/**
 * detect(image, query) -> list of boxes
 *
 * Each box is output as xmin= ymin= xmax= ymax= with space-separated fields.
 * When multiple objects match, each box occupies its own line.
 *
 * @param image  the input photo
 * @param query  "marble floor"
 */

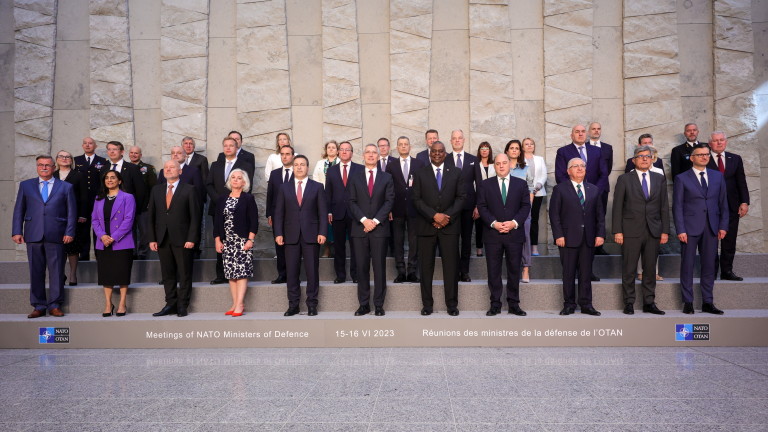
xmin=0 ymin=346 xmax=766 ymax=431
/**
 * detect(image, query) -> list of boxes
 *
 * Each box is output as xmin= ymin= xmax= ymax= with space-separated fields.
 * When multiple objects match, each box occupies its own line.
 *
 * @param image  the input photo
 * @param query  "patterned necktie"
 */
xmin=501 ymin=177 xmax=507 ymax=205
xmin=642 ymin=172 xmax=649 ymax=199
xmin=342 ymin=164 xmax=348 ymax=187
xmin=284 ymin=169 xmax=289 ymax=183
xmin=166 ymin=184 xmax=174 ymax=209
xmin=297 ymin=180 xmax=303 ymax=206
xmin=436 ymin=168 xmax=442 ymax=191
xmin=578 ymin=146 xmax=586 ymax=163
xmin=381 ymin=158 xmax=386 ymax=171
xmin=456 ymin=153 xmax=463 ymax=169
xmin=40 ymin=180 xmax=49 ymax=203
xmin=112 ymin=163 xmax=117 ymax=171
xmin=717 ymin=154 xmax=725 ymax=173
xmin=402 ymin=158 xmax=409 ymax=183
xmin=577 ymin=184 xmax=584 ymax=207
xmin=700 ymin=172 xmax=708 ymax=194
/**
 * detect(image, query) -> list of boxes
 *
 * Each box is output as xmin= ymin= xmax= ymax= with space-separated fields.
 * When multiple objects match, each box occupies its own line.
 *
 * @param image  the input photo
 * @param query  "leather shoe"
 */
xmin=153 ymin=305 xmax=177 ymax=317
xmin=720 ymin=272 xmax=743 ymax=281
xmin=559 ymin=306 xmax=575 ymax=316
xmin=352 ymin=278 xmax=358 ymax=283
xmin=683 ymin=302 xmax=694 ymax=314
xmin=623 ymin=304 xmax=634 ymax=315
xmin=375 ymin=307 xmax=385 ymax=316
xmin=702 ymin=303 xmax=724 ymax=315
xmin=508 ymin=305 xmax=527 ymax=316
xmin=447 ymin=308 xmax=459 ymax=316
xmin=333 ymin=277 xmax=345 ymax=284
xmin=393 ymin=274 xmax=406 ymax=283
xmin=271 ymin=276 xmax=287 ymax=284
xmin=591 ymin=274 xmax=601 ymax=281
xmin=486 ymin=307 xmax=500 ymax=316
xmin=354 ymin=305 xmax=371 ymax=316
xmin=210 ymin=278 xmax=228 ymax=285
xmin=307 ymin=306 xmax=318 ymax=316
xmin=407 ymin=274 xmax=419 ymax=283
xmin=284 ymin=306 xmax=300 ymax=316
xmin=177 ymin=308 xmax=188 ymax=317
xmin=642 ymin=303 xmax=665 ymax=315
xmin=27 ymin=309 xmax=45 ymax=319
xmin=420 ymin=308 xmax=432 ymax=316
xmin=581 ymin=306 xmax=601 ymax=316
xmin=49 ymin=308 xmax=64 ymax=317
xmin=459 ymin=273 xmax=471 ymax=282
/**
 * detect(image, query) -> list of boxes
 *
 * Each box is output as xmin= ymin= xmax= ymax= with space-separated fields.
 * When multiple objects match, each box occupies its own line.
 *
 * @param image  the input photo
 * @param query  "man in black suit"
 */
xmin=707 ymin=131 xmax=750 ymax=281
xmin=348 ymin=144 xmax=395 ymax=316
xmin=266 ymin=145 xmax=294 ymax=284
xmin=148 ymin=160 xmax=201 ymax=317
xmin=613 ymin=145 xmax=669 ymax=315
xmin=415 ymin=129 xmax=439 ymax=164
xmin=325 ymin=141 xmax=363 ymax=283
xmin=274 ymin=155 xmax=328 ymax=316
xmin=100 ymin=141 xmax=147 ymax=217
xmin=588 ymin=122 xmax=613 ymax=256
xmin=74 ymin=137 xmax=108 ymax=260
xmin=207 ymin=136 xmax=256 ymax=284
xmin=387 ymin=136 xmax=426 ymax=283
xmin=377 ymin=137 xmax=397 ymax=172
xmin=476 ymin=154 xmax=531 ymax=316
xmin=413 ymin=141 xmax=466 ymax=316
xmin=549 ymin=157 xmax=605 ymax=316
xmin=182 ymin=136 xmax=209 ymax=183
xmin=216 ymin=131 xmax=255 ymax=180
xmin=670 ymin=123 xmax=702 ymax=181
xmin=128 ymin=145 xmax=156 ymax=259
xmin=157 ymin=145 xmax=206 ymax=204
xmin=444 ymin=129 xmax=478 ymax=281
xmin=624 ymin=134 xmax=665 ymax=174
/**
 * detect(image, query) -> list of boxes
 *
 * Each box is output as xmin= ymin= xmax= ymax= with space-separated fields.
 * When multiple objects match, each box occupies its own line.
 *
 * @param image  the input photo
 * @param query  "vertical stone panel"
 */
xmin=287 ymin=0 xmax=321 ymax=155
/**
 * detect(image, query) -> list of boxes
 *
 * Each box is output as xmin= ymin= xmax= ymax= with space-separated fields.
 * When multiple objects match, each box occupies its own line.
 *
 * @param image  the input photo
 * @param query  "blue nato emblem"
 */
xmin=39 ymin=327 xmax=70 ymax=344
xmin=675 ymin=324 xmax=693 ymax=341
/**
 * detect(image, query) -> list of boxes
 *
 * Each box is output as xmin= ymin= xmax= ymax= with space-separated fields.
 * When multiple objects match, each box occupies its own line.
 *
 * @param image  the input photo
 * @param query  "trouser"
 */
xmin=680 ymin=231 xmax=717 ymax=304
xmin=392 ymin=216 xmax=419 ymax=276
xmin=352 ymin=236 xmax=388 ymax=307
xmin=285 ymin=242 xmax=320 ymax=308
xmin=622 ymin=228 xmax=660 ymax=305
xmin=27 ymin=241 xmax=66 ymax=310
xmin=157 ymin=238 xmax=195 ymax=309
xmin=485 ymin=240 xmax=523 ymax=308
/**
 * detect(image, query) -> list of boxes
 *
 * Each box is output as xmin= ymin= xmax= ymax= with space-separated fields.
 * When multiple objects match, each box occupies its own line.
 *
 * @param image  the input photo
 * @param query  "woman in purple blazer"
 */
xmin=92 ymin=170 xmax=136 ymax=317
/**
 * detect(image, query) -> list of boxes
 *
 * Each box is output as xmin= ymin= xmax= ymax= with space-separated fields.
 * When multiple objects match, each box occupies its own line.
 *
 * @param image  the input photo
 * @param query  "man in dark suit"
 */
xmin=670 ymin=123 xmax=702 ymax=181
xmin=377 ymin=137 xmax=397 ymax=172
xmin=624 ymin=134 xmax=665 ymax=174
xmin=444 ymin=129 xmax=478 ymax=281
xmin=613 ymin=145 xmax=670 ymax=315
xmin=348 ymin=144 xmax=395 ymax=316
xmin=207 ymin=136 xmax=256 ymax=284
xmin=12 ymin=156 xmax=77 ymax=318
xmin=100 ymin=141 xmax=148 ymax=217
xmin=413 ymin=141 xmax=466 ymax=316
xmin=274 ymin=155 xmax=328 ymax=316
xmin=549 ymin=157 xmax=605 ymax=316
xmin=182 ymin=136 xmax=210 ymax=184
xmin=415 ymin=129 xmax=439 ymax=164
xmin=588 ymin=122 xmax=613 ymax=255
xmin=128 ymin=145 xmax=156 ymax=260
xmin=148 ymin=160 xmax=201 ymax=317
xmin=74 ymin=136 xmax=108 ymax=260
xmin=266 ymin=144 xmax=294 ymax=284
xmin=476 ymin=154 xmax=531 ymax=316
xmin=674 ymin=144 xmax=728 ymax=315
xmin=707 ymin=131 xmax=750 ymax=281
xmin=325 ymin=141 xmax=363 ymax=283
xmin=157 ymin=145 xmax=205 ymax=204
xmin=216 ymin=131 xmax=256 ymax=178
xmin=387 ymin=136 xmax=426 ymax=283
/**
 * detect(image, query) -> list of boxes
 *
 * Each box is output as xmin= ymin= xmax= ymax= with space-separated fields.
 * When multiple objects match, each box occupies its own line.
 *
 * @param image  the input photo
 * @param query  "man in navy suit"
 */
xmin=476 ymin=154 xmax=531 ymax=316
xmin=182 ymin=136 xmax=210 ymax=185
xmin=674 ymin=144 xmax=728 ymax=315
xmin=325 ymin=141 xmax=363 ymax=283
xmin=387 ymin=136 xmax=426 ymax=283
xmin=266 ymin=145 xmax=294 ymax=284
xmin=12 ymin=155 xmax=77 ymax=318
xmin=216 ymin=130 xmax=256 ymax=176
xmin=588 ymin=122 xmax=613 ymax=256
xmin=348 ymin=144 xmax=395 ymax=316
xmin=74 ymin=137 xmax=107 ymax=260
xmin=415 ymin=129 xmax=439 ymax=164
xmin=444 ymin=129 xmax=478 ymax=282
xmin=100 ymin=141 xmax=148 ymax=216
xmin=549 ymin=157 xmax=605 ymax=316
xmin=376 ymin=137 xmax=398 ymax=172
xmin=707 ymin=132 xmax=749 ymax=281
xmin=274 ymin=155 xmax=328 ymax=316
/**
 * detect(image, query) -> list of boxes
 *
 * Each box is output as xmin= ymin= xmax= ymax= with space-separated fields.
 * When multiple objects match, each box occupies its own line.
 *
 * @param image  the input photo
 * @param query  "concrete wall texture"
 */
xmin=1 ymin=0 xmax=766 ymax=259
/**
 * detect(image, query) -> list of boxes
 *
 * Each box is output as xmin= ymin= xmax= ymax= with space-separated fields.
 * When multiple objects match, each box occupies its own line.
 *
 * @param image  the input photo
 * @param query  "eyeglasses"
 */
xmin=57 ymin=155 xmax=72 ymax=159
xmin=691 ymin=153 xmax=710 ymax=158
xmin=569 ymin=164 xmax=586 ymax=169
xmin=37 ymin=164 xmax=54 ymax=168
xmin=634 ymin=155 xmax=653 ymax=160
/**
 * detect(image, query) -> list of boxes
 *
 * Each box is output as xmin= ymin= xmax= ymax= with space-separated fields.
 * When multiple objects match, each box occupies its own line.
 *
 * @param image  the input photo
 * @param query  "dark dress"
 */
xmin=54 ymin=169 xmax=88 ymax=256
xmin=222 ymin=197 xmax=253 ymax=279
xmin=96 ymin=197 xmax=134 ymax=286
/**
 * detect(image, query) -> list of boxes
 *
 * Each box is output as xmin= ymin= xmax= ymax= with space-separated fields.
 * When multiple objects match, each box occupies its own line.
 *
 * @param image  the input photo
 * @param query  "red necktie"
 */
xmin=166 ymin=184 xmax=173 ymax=209
xmin=717 ymin=154 xmax=725 ymax=174
xmin=368 ymin=170 xmax=374 ymax=197
xmin=342 ymin=164 xmax=348 ymax=187
xmin=297 ymin=180 xmax=303 ymax=206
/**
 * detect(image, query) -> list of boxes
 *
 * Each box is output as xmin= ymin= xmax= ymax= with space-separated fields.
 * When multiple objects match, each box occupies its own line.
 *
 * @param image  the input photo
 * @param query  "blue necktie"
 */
xmin=700 ymin=172 xmax=708 ymax=195
xmin=642 ymin=172 xmax=649 ymax=199
xmin=578 ymin=146 xmax=587 ymax=163
xmin=436 ymin=168 xmax=442 ymax=191
xmin=456 ymin=154 xmax=463 ymax=170
xmin=40 ymin=180 xmax=49 ymax=203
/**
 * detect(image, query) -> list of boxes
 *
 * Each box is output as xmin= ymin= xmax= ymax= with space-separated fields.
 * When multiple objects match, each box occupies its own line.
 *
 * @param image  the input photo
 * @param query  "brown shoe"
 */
xmin=49 ymin=308 xmax=65 ymax=317
xmin=27 ymin=309 xmax=46 ymax=319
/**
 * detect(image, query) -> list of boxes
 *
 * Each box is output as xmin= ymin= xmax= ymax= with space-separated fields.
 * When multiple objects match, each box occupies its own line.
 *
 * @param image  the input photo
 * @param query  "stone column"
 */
xmin=130 ymin=0 xmax=161 ymax=164
xmin=207 ymin=0 xmax=236 ymax=159
xmin=358 ymin=0 xmax=391 ymax=146
xmin=756 ymin=0 xmax=768 ymax=252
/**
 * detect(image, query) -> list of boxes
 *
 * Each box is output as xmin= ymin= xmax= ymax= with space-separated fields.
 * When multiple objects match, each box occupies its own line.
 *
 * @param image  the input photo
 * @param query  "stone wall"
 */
xmin=2 ymin=0 xmax=766 ymax=259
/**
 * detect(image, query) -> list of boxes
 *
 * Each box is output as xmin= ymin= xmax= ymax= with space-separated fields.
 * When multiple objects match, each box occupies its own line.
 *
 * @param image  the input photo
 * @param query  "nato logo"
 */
xmin=39 ymin=327 xmax=70 ymax=344
xmin=676 ymin=324 xmax=709 ymax=341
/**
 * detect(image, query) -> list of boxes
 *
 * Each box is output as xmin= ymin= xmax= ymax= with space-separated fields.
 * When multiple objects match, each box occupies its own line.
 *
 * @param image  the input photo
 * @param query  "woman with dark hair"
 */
xmin=522 ymin=137 xmax=547 ymax=256
xmin=92 ymin=170 xmax=135 ymax=317
xmin=474 ymin=142 xmax=495 ymax=257
xmin=53 ymin=150 xmax=88 ymax=286
xmin=312 ymin=140 xmax=339 ymax=257
xmin=264 ymin=132 xmax=292 ymax=180
xmin=506 ymin=140 xmax=534 ymax=282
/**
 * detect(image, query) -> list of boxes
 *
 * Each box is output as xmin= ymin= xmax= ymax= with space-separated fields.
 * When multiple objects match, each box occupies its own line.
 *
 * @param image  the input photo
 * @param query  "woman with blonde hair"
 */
xmin=264 ymin=132 xmax=292 ymax=180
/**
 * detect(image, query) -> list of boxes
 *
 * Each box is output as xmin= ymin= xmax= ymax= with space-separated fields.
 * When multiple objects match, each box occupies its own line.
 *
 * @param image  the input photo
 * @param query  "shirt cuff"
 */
xmin=512 ymin=219 xmax=518 ymax=229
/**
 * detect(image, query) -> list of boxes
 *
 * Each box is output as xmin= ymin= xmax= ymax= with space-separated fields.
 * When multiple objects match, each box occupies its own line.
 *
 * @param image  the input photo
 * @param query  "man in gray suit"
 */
xmin=612 ymin=145 xmax=669 ymax=315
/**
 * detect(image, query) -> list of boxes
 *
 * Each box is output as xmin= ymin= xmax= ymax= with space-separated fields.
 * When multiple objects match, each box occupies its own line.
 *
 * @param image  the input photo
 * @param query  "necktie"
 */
xmin=501 ymin=178 xmax=507 ymax=205
xmin=40 ymin=180 xmax=49 ymax=203
xmin=578 ymin=146 xmax=586 ymax=163
xmin=342 ymin=164 xmax=348 ymax=187
xmin=112 ymin=163 xmax=117 ymax=171
xmin=700 ymin=172 xmax=708 ymax=194
xmin=284 ymin=169 xmax=290 ymax=183
xmin=87 ymin=156 xmax=91 ymax=165
xmin=577 ymin=184 xmax=584 ymax=207
xmin=456 ymin=153 xmax=463 ymax=169
xmin=436 ymin=168 xmax=442 ymax=191
xmin=297 ymin=180 xmax=303 ymax=206
xmin=368 ymin=170 xmax=374 ymax=197
xmin=642 ymin=172 xmax=649 ymax=199
xmin=717 ymin=154 xmax=725 ymax=173
xmin=166 ymin=184 xmax=174 ymax=209
xmin=225 ymin=161 xmax=233 ymax=181
xmin=381 ymin=158 xmax=386 ymax=171
xmin=402 ymin=158 xmax=409 ymax=182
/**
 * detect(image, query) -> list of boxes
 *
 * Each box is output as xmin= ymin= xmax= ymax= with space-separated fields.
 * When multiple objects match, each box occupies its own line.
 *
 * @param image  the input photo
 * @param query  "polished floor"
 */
xmin=1 ymin=347 xmax=766 ymax=431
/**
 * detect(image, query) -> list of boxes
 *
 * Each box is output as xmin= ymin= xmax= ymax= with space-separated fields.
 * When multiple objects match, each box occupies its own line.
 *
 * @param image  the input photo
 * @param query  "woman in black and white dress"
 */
xmin=214 ymin=168 xmax=259 ymax=317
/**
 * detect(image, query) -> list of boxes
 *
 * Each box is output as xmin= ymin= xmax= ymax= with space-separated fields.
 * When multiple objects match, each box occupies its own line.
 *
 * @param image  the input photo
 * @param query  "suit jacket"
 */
xmin=445 ymin=152 xmax=479 ymax=209
xmin=206 ymin=157 xmax=256 ymax=216
xmin=555 ymin=143 xmax=609 ymax=193
xmin=673 ymin=169 xmax=728 ymax=237
xmin=54 ymin=169 xmax=88 ymax=218
xmin=386 ymin=156 xmax=426 ymax=218
xmin=670 ymin=142 xmax=700 ymax=181
xmin=549 ymin=180 xmax=605 ymax=247
xmin=612 ymin=171 xmax=669 ymax=238
xmin=187 ymin=153 xmax=209 ymax=186
xmin=273 ymin=178 xmax=328 ymax=244
xmin=625 ymin=157 xmax=665 ymax=175
xmin=91 ymin=190 xmax=136 ymax=250
xmin=348 ymin=168 xmax=395 ymax=238
xmin=74 ymin=154 xmax=108 ymax=201
xmin=325 ymin=161 xmax=363 ymax=220
xmin=147 ymin=182 xmax=201 ymax=247
xmin=476 ymin=176 xmax=531 ymax=244
xmin=100 ymin=161 xmax=147 ymax=214
xmin=377 ymin=155 xmax=397 ymax=173
xmin=217 ymin=148 xmax=255 ymax=169
xmin=592 ymin=141 xmax=613 ymax=189
xmin=157 ymin=163 xmax=205 ymax=205
xmin=266 ymin=166 xmax=294 ymax=219
xmin=135 ymin=161 xmax=158 ymax=196
xmin=12 ymin=178 xmax=77 ymax=243
xmin=416 ymin=149 xmax=430 ymax=165
xmin=412 ymin=164 xmax=466 ymax=236
xmin=707 ymin=151 xmax=750 ymax=214
xmin=213 ymin=193 xmax=259 ymax=240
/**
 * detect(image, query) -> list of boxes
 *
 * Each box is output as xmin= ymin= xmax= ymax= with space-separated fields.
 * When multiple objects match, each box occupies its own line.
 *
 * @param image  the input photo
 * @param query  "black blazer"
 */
xmin=612 ymin=171 xmax=669 ymax=238
xmin=670 ymin=142 xmax=700 ymax=181
xmin=377 ymin=155 xmax=397 ymax=172
xmin=147 ymin=182 xmax=201 ymax=247
xmin=415 ymin=149 xmax=430 ymax=165
xmin=217 ymin=148 xmax=255 ymax=169
xmin=625 ymin=157 xmax=665 ymax=175
xmin=325 ymin=161 xmax=363 ymax=220
xmin=412 ymin=164 xmax=466 ymax=236
xmin=386 ymin=156 xmax=426 ymax=218
xmin=187 ymin=153 xmax=209 ymax=186
xmin=158 ymin=163 xmax=206 ymax=205
xmin=476 ymin=176 xmax=531 ymax=244
xmin=549 ymin=180 xmax=605 ymax=247
xmin=54 ymin=169 xmax=88 ymax=219
xmin=206 ymin=158 xmax=256 ymax=216
xmin=74 ymin=154 xmax=108 ymax=200
xmin=594 ymin=141 xmax=614 ymax=190
xmin=444 ymin=152 xmax=478 ymax=209
xmin=348 ymin=168 xmax=395 ymax=238
xmin=213 ymin=194 xmax=259 ymax=240
xmin=273 ymin=179 xmax=328 ymax=245
xmin=707 ymin=151 xmax=750 ymax=214
xmin=100 ymin=161 xmax=148 ymax=214
xmin=266 ymin=166 xmax=293 ymax=219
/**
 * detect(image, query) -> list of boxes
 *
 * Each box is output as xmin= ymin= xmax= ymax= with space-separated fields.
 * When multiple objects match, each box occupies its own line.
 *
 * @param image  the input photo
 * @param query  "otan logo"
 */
xmin=39 ymin=327 xmax=70 ymax=344
xmin=675 ymin=324 xmax=709 ymax=341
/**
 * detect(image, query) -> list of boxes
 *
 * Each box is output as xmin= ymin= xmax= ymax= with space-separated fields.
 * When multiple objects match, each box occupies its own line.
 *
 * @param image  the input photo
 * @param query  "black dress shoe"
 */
xmin=393 ymin=274 xmax=406 ymax=283
xmin=333 ymin=277 xmax=345 ymax=284
xmin=720 ymin=272 xmax=743 ymax=281
xmin=581 ymin=306 xmax=601 ymax=316
xmin=459 ymin=273 xmax=471 ymax=282
xmin=623 ymin=304 xmax=634 ymax=315
xmin=683 ymin=302 xmax=694 ymax=314
xmin=591 ymin=274 xmax=600 ymax=281
xmin=271 ymin=276 xmax=287 ymax=284
xmin=595 ymin=246 xmax=609 ymax=255
xmin=177 ymin=308 xmax=188 ymax=317
xmin=375 ymin=307 xmax=385 ymax=316
xmin=284 ymin=306 xmax=300 ymax=316
xmin=420 ymin=308 xmax=432 ymax=316
xmin=407 ymin=274 xmax=419 ymax=283
xmin=559 ymin=306 xmax=575 ymax=316
xmin=508 ymin=305 xmax=527 ymax=316
xmin=702 ymin=303 xmax=724 ymax=315
xmin=486 ymin=307 xmax=500 ymax=316
xmin=447 ymin=308 xmax=459 ymax=316
xmin=152 ymin=305 xmax=177 ymax=317
xmin=307 ymin=306 xmax=318 ymax=316
xmin=352 ymin=278 xmax=358 ymax=283
xmin=354 ymin=305 xmax=371 ymax=316
xmin=210 ymin=278 xmax=228 ymax=285
xmin=642 ymin=303 xmax=665 ymax=315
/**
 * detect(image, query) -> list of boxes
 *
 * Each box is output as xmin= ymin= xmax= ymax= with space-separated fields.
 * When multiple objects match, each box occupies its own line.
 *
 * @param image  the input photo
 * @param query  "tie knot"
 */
xmin=168 ymin=184 xmax=173 ymax=190
xmin=700 ymin=172 xmax=705 ymax=177
xmin=298 ymin=180 xmax=302 ymax=185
